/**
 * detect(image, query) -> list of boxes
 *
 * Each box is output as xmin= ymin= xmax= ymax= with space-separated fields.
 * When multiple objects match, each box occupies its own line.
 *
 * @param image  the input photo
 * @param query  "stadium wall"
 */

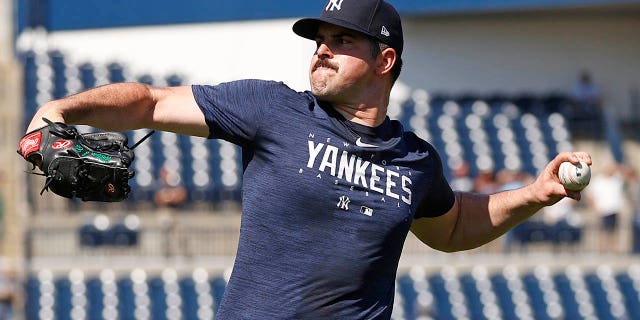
xmin=37 ymin=19 xmax=313 ymax=91
xmin=401 ymin=10 xmax=640 ymax=121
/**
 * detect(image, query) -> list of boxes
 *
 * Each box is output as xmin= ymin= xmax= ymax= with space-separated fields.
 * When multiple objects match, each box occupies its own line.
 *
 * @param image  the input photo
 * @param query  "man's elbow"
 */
xmin=430 ymin=242 xmax=472 ymax=253
xmin=419 ymin=235 xmax=482 ymax=253
xmin=414 ymin=234 xmax=462 ymax=253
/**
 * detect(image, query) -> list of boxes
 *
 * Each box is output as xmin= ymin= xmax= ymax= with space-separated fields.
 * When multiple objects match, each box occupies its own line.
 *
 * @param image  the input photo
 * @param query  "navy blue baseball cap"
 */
xmin=293 ymin=0 xmax=404 ymax=56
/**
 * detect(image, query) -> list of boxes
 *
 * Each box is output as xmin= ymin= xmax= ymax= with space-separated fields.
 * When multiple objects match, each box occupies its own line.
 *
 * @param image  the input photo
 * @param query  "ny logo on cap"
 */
xmin=326 ymin=0 xmax=344 ymax=12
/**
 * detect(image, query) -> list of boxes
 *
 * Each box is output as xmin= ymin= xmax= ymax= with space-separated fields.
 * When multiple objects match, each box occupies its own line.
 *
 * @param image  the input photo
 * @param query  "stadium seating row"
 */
xmin=394 ymin=264 xmax=640 ymax=320
xmin=394 ymin=89 xmax=574 ymax=180
xmin=25 ymin=268 xmax=227 ymax=320
xmin=24 ymin=264 xmax=640 ymax=320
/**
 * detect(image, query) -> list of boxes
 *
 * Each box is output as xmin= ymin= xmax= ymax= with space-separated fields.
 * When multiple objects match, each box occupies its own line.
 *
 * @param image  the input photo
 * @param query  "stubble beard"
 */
xmin=310 ymin=71 xmax=336 ymax=98
xmin=310 ymin=58 xmax=341 ymax=98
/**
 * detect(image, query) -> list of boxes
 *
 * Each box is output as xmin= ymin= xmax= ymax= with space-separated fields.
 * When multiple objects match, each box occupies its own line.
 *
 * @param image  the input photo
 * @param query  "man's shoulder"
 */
xmin=195 ymin=79 xmax=310 ymax=97
xmin=397 ymin=128 xmax=441 ymax=161
xmin=193 ymin=79 xmax=315 ymax=112
xmin=399 ymin=127 xmax=434 ymax=148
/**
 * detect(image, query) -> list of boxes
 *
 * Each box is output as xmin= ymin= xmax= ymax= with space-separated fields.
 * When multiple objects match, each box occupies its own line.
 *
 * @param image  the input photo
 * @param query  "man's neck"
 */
xmin=332 ymin=103 xmax=387 ymax=127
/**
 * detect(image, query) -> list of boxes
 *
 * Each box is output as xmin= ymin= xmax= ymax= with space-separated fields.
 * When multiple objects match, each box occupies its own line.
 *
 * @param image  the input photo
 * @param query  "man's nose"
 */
xmin=315 ymin=43 xmax=333 ymax=59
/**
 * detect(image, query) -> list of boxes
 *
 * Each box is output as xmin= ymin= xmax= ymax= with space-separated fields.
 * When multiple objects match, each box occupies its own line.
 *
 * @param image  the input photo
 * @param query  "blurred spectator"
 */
xmin=0 ymin=262 xmax=17 ymax=320
xmin=154 ymin=166 xmax=187 ymax=208
xmin=473 ymin=169 xmax=499 ymax=194
xmin=496 ymin=168 xmax=534 ymax=191
xmin=585 ymin=163 xmax=627 ymax=253
xmin=543 ymin=197 xmax=583 ymax=250
xmin=570 ymin=70 xmax=603 ymax=115
xmin=449 ymin=159 xmax=473 ymax=192
xmin=543 ymin=197 xmax=578 ymax=226
xmin=154 ymin=166 xmax=187 ymax=256
xmin=621 ymin=166 xmax=640 ymax=253
xmin=568 ymin=70 xmax=603 ymax=136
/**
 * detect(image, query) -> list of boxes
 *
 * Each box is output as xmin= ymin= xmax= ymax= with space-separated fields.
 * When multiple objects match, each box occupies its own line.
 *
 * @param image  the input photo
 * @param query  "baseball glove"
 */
xmin=18 ymin=118 xmax=152 ymax=202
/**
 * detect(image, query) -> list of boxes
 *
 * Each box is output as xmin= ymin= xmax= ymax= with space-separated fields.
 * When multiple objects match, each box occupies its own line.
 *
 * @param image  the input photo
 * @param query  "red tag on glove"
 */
xmin=19 ymin=131 xmax=43 ymax=158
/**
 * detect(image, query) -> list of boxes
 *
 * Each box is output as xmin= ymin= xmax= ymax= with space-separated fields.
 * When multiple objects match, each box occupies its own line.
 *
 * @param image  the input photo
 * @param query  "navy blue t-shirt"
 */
xmin=192 ymin=80 xmax=455 ymax=319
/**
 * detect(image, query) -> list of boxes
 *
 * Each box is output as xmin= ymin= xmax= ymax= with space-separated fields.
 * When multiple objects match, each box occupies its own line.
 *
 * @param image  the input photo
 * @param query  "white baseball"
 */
xmin=558 ymin=161 xmax=591 ymax=191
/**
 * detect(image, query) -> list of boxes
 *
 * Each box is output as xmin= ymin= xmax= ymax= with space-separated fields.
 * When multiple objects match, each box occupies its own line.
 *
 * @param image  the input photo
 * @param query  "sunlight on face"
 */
xmin=309 ymin=24 xmax=377 ymax=101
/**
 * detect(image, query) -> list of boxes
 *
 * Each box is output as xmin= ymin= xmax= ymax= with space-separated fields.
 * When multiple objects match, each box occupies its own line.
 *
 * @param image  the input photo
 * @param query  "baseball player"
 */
xmin=21 ymin=0 xmax=591 ymax=318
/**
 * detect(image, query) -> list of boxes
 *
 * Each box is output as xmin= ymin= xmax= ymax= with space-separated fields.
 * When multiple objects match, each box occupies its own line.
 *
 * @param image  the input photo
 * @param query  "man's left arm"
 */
xmin=410 ymin=152 xmax=591 ymax=252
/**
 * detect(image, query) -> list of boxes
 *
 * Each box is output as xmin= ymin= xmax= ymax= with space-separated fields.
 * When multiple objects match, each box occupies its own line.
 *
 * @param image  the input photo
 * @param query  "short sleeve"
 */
xmin=192 ymin=80 xmax=282 ymax=146
xmin=414 ymin=146 xmax=456 ymax=219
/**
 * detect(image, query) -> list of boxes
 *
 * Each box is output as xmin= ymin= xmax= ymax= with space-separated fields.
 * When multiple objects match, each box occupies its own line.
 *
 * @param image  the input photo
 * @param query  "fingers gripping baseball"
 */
xmin=534 ymin=152 xmax=592 ymax=203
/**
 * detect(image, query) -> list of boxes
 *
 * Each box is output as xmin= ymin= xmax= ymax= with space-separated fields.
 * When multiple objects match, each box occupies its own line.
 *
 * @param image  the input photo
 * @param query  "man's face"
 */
xmin=309 ymin=23 xmax=377 ymax=101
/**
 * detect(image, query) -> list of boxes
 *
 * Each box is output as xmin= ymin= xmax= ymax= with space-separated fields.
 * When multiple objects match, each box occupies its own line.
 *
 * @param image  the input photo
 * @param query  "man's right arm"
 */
xmin=26 ymin=83 xmax=209 ymax=137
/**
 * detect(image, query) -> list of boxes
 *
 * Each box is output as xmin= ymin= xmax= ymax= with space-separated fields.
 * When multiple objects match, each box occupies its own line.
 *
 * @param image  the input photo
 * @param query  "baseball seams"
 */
xmin=558 ymin=161 xmax=591 ymax=191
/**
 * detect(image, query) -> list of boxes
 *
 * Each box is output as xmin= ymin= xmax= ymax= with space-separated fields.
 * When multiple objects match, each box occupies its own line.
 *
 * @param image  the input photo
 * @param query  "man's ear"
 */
xmin=376 ymin=48 xmax=397 ymax=77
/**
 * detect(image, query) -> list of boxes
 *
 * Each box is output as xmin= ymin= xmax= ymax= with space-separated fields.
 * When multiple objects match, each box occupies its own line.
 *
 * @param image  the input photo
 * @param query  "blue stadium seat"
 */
xmin=49 ymin=50 xmax=68 ymax=99
xmin=79 ymin=223 xmax=105 ymax=247
xmin=542 ymin=93 xmax=570 ymax=114
xmin=24 ymin=275 xmax=41 ymax=320
xmin=127 ymin=129 xmax=157 ymax=202
xmin=86 ymin=277 xmax=105 ymax=320
xmin=584 ymin=273 xmax=616 ymax=320
xmin=186 ymin=137 xmax=220 ymax=203
xmin=455 ymin=93 xmax=481 ymax=111
xmin=148 ymin=277 xmax=168 ymax=320
xmin=137 ymin=74 xmax=154 ymax=86
xmin=553 ymin=273 xmax=582 ymax=320
xmin=616 ymin=271 xmax=640 ymax=319
xmin=210 ymin=276 xmax=227 ymax=314
xmin=511 ymin=221 xmax=550 ymax=246
xmin=485 ymin=94 xmax=510 ymax=110
xmin=107 ymin=62 xmax=127 ymax=83
xmin=105 ymin=220 xmax=139 ymax=247
xmin=21 ymin=50 xmax=39 ymax=126
xmin=428 ymin=274 xmax=455 ymax=319
xmin=522 ymin=273 xmax=552 ymax=320
xmin=398 ymin=96 xmax=416 ymax=126
xmin=165 ymin=74 xmax=184 ymax=87
xmin=116 ymin=277 xmax=136 ymax=320
xmin=396 ymin=274 xmax=418 ymax=319
xmin=78 ymin=63 xmax=96 ymax=89
xmin=178 ymin=277 xmax=198 ymax=320
xmin=550 ymin=220 xmax=582 ymax=245
xmin=489 ymin=274 xmax=518 ymax=320
xmin=54 ymin=277 xmax=72 ymax=320
xmin=513 ymin=94 xmax=545 ymax=117
xmin=459 ymin=274 xmax=487 ymax=320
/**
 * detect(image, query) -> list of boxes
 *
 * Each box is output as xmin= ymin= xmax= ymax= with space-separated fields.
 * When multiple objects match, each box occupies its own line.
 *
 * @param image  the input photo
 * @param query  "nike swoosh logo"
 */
xmin=355 ymin=137 xmax=378 ymax=148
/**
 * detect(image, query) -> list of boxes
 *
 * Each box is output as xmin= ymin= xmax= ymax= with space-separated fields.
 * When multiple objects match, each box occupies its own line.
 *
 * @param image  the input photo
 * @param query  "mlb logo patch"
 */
xmin=360 ymin=206 xmax=374 ymax=216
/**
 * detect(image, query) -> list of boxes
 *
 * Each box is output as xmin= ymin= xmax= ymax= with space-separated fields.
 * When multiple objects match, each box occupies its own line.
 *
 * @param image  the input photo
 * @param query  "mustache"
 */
xmin=313 ymin=59 xmax=338 ymax=71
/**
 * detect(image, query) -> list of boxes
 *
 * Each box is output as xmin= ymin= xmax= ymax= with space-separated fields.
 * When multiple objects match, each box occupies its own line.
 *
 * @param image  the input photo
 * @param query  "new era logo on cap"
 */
xmin=381 ymin=26 xmax=390 ymax=37
xmin=293 ymin=0 xmax=404 ymax=56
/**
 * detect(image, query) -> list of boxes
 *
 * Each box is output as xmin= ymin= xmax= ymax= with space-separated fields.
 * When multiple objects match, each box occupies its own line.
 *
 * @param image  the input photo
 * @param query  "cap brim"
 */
xmin=293 ymin=17 xmax=374 ymax=41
